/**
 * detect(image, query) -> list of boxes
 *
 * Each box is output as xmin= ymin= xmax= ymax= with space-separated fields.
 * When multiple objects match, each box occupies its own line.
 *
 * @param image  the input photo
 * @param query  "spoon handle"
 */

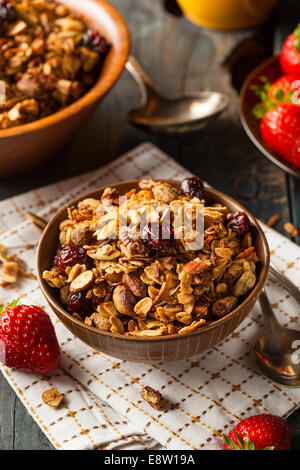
xmin=258 ymin=289 xmax=281 ymax=334
xmin=269 ymin=263 xmax=300 ymax=305
xmin=125 ymin=55 xmax=161 ymax=103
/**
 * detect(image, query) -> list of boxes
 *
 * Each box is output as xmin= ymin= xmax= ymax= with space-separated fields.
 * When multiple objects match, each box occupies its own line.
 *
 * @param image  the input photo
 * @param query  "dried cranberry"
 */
xmin=82 ymin=29 xmax=109 ymax=55
xmin=228 ymin=212 xmax=250 ymax=237
xmin=180 ymin=176 xmax=204 ymax=199
xmin=142 ymin=222 xmax=175 ymax=255
xmin=67 ymin=292 xmax=91 ymax=318
xmin=0 ymin=1 xmax=17 ymax=22
xmin=55 ymin=244 xmax=93 ymax=273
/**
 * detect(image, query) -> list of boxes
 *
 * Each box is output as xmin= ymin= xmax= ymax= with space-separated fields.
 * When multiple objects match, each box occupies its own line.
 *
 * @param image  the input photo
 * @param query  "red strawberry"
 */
xmin=280 ymin=23 xmax=300 ymax=75
xmin=251 ymin=75 xmax=299 ymax=120
xmin=223 ymin=414 xmax=291 ymax=450
xmin=0 ymin=301 xmax=60 ymax=373
xmin=268 ymin=74 xmax=300 ymax=103
xmin=260 ymin=103 xmax=300 ymax=168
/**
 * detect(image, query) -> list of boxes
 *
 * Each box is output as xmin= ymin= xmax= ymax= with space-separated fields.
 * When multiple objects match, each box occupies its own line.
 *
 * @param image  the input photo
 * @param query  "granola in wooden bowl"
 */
xmin=0 ymin=0 xmax=109 ymax=129
xmin=0 ymin=0 xmax=130 ymax=177
xmin=42 ymin=177 xmax=261 ymax=338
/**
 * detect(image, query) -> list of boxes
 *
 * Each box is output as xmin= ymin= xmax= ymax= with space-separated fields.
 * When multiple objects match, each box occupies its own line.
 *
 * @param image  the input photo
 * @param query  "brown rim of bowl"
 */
xmin=36 ymin=179 xmax=270 ymax=342
xmin=0 ymin=0 xmax=130 ymax=139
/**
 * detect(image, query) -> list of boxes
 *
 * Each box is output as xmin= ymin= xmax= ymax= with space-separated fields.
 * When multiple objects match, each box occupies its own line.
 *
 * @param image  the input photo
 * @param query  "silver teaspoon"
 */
xmin=125 ymin=56 xmax=228 ymax=135
xmin=253 ymin=288 xmax=300 ymax=387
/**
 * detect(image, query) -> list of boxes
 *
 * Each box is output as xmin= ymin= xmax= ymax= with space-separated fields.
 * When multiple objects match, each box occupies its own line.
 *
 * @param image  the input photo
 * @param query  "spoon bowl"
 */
xmin=125 ymin=56 xmax=228 ymax=135
xmin=253 ymin=289 xmax=300 ymax=387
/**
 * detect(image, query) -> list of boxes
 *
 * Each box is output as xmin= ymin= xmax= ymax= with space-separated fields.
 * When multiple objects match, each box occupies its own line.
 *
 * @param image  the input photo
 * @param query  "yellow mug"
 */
xmin=176 ymin=0 xmax=278 ymax=30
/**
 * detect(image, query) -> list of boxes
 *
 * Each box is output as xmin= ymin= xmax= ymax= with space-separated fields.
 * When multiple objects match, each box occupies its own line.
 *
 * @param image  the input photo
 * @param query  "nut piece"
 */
xmin=89 ymin=312 xmax=111 ymax=331
xmin=212 ymin=296 xmax=238 ymax=317
xmin=134 ymin=297 xmax=153 ymax=318
xmin=192 ymin=302 xmax=209 ymax=318
xmin=78 ymin=198 xmax=100 ymax=211
xmin=138 ymin=179 xmax=157 ymax=189
xmin=112 ymin=285 xmax=136 ymax=315
xmin=110 ymin=315 xmax=125 ymax=334
xmin=123 ymin=272 xmax=147 ymax=297
xmin=70 ymin=270 xmax=94 ymax=292
xmin=267 ymin=214 xmax=280 ymax=228
xmin=0 ymin=244 xmax=35 ymax=286
xmin=87 ymin=245 xmax=121 ymax=260
xmin=42 ymin=388 xmax=64 ymax=408
xmin=70 ymin=223 xmax=92 ymax=246
xmin=140 ymin=386 xmax=164 ymax=410
xmin=152 ymin=183 xmax=179 ymax=203
xmin=183 ymin=258 xmax=211 ymax=275
xmin=60 ymin=285 xmax=70 ymax=305
xmin=233 ymin=271 xmax=256 ymax=297
xmin=101 ymin=187 xmax=119 ymax=204
xmin=284 ymin=222 xmax=299 ymax=238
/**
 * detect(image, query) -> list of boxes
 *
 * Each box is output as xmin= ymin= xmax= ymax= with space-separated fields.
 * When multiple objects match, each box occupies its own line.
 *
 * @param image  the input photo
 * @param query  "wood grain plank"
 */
xmin=0 ymin=375 xmax=53 ymax=450
xmin=0 ymin=375 xmax=15 ymax=450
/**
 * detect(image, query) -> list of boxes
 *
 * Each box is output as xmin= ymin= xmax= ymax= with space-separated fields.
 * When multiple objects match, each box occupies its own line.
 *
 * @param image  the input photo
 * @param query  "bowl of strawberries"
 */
xmin=240 ymin=23 xmax=300 ymax=178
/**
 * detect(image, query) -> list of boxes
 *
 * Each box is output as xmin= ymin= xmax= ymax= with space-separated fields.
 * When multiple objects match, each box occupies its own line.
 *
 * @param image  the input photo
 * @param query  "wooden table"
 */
xmin=1 ymin=0 xmax=300 ymax=450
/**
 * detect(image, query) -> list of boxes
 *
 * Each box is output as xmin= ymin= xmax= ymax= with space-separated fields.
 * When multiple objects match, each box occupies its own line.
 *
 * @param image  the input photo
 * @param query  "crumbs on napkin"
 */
xmin=284 ymin=222 xmax=299 ymax=238
xmin=266 ymin=214 xmax=280 ymax=228
xmin=42 ymin=388 xmax=64 ymax=409
xmin=140 ymin=386 xmax=164 ymax=410
xmin=0 ymin=243 xmax=36 ymax=286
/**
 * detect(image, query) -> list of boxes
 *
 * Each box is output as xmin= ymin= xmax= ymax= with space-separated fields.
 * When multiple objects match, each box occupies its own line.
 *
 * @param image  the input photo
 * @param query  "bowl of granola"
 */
xmin=0 ymin=0 xmax=129 ymax=176
xmin=37 ymin=178 xmax=269 ymax=363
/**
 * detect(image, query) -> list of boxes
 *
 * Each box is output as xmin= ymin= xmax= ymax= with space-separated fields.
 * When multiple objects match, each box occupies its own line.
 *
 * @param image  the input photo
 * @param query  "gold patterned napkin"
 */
xmin=0 ymin=143 xmax=300 ymax=450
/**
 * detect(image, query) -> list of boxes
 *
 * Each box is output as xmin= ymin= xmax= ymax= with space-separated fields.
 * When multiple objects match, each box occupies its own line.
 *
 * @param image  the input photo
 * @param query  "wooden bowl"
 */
xmin=240 ymin=56 xmax=300 ymax=179
xmin=0 ymin=0 xmax=130 ymax=177
xmin=36 ymin=179 xmax=270 ymax=363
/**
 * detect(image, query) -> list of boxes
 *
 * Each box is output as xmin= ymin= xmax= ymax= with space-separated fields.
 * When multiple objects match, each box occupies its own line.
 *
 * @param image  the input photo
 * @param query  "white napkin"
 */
xmin=0 ymin=143 xmax=300 ymax=450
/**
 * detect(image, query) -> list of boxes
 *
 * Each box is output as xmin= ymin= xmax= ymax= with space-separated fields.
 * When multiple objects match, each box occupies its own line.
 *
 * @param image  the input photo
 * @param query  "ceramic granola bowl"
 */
xmin=36 ymin=179 xmax=270 ymax=363
xmin=0 ymin=0 xmax=130 ymax=177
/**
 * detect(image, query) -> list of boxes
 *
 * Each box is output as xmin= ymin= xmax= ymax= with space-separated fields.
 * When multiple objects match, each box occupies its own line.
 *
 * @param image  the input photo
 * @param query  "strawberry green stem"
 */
xmin=294 ymin=23 xmax=300 ymax=52
xmin=0 ymin=298 xmax=20 ymax=315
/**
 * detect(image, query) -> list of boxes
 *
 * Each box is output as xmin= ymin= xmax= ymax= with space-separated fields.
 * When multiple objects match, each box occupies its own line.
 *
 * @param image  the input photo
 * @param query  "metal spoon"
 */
xmin=125 ymin=56 xmax=228 ymax=135
xmin=269 ymin=263 xmax=300 ymax=305
xmin=253 ymin=289 xmax=300 ymax=387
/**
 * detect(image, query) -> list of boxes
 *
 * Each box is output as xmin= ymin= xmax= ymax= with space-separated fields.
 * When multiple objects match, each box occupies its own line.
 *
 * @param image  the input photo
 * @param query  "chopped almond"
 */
xmin=42 ymin=388 xmax=64 ymax=408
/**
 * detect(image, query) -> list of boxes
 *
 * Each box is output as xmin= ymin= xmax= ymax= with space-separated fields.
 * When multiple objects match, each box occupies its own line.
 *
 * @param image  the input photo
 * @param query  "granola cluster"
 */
xmin=43 ymin=179 xmax=259 ymax=337
xmin=0 ymin=0 xmax=109 ymax=129
xmin=42 ymin=387 xmax=63 ymax=408
xmin=0 ymin=243 xmax=36 ymax=285
xmin=140 ymin=386 xmax=164 ymax=410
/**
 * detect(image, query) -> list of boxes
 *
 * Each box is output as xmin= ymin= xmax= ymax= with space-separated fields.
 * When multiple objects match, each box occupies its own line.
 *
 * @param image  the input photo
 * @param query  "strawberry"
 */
xmin=280 ymin=23 xmax=300 ymax=75
xmin=267 ymin=74 xmax=300 ymax=103
xmin=223 ymin=414 xmax=291 ymax=450
xmin=251 ymin=75 xmax=300 ymax=120
xmin=260 ymin=103 xmax=300 ymax=168
xmin=0 ymin=301 xmax=60 ymax=373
